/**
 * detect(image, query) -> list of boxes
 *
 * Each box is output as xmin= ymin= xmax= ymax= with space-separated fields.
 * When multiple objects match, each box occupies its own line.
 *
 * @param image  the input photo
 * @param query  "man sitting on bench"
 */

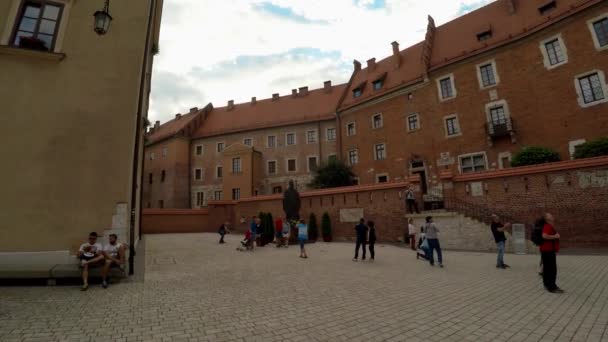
xmin=78 ymin=232 xmax=104 ymax=291
xmin=101 ymin=233 xmax=126 ymax=289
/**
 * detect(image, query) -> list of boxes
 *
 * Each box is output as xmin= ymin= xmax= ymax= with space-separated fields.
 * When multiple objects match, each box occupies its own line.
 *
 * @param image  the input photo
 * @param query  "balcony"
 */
xmin=486 ymin=118 xmax=516 ymax=145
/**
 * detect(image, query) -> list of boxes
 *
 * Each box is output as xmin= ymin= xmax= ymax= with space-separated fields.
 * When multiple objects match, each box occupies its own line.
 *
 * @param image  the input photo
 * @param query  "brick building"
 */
xmin=144 ymin=0 xmax=608 ymax=209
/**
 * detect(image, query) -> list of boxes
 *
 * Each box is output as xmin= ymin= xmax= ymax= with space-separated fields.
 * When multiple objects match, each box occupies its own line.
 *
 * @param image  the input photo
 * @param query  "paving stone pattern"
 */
xmin=2 ymin=233 xmax=608 ymax=342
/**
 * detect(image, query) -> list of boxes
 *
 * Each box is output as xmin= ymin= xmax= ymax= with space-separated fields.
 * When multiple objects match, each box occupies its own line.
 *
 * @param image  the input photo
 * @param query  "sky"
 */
xmin=149 ymin=0 xmax=496 ymax=123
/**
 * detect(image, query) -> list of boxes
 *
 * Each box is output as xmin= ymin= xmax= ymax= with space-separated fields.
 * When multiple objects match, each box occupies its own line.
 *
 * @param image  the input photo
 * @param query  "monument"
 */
xmin=282 ymin=180 xmax=301 ymax=223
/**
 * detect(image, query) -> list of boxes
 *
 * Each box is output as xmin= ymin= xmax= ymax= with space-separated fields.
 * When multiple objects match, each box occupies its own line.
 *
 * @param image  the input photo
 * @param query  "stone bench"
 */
xmin=0 ymin=262 xmax=127 ymax=285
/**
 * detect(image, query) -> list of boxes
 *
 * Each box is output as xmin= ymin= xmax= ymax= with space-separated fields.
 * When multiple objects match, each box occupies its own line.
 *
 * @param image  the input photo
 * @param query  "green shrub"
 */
xmin=574 ymin=137 xmax=608 ymax=159
xmin=309 ymin=160 xmax=357 ymax=189
xmin=321 ymin=212 xmax=332 ymax=242
xmin=511 ymin=146 xmax=560 ymax=167
xmin=308 ymin=213 xmax=318 ymax=241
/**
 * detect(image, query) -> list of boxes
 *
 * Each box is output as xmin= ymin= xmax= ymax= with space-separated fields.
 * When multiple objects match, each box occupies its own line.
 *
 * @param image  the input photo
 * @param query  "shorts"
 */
xmin=275 ymin=231 xmax=282 ymax=239
xmin=282 ymin=233 xmax=290 ymax=238
xmin=298 ymin=238 xmax=306 ymax=249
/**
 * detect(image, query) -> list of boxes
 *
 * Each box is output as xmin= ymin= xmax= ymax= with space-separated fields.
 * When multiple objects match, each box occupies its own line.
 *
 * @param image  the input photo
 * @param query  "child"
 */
xmin=297 ymin=219 xmax=308 ymax=258
xmin=218 ymin=222 xmax=230 ymax=244
xmin=237 ymin=230 xmax=252 ymax=251
xmin=416 ymin=226 xmax=429 ymax=260
xmin=367 ymin=221 xmax=376 ymax=261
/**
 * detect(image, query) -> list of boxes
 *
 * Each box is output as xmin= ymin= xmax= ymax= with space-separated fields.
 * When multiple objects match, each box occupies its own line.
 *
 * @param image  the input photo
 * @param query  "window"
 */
xmin=540 ymin=36 xmax=568 ymax=69
xmin=589 ymin=15 xmax=608 ymax=50
xmin=11 ymin=1 xmax=64 ymax=52
xmin=196 ymin=192 xmax=205 ymax=207
xmin=444 ymin=115 xmax=461 ymax=137
xmin=306 ymin=130 xmax=317 ymax=144
xmin=538 ymin=1 xmax=556 ymax=15
xmin=353 ymin=88 xmax=362 ymax=98
xmin=477 ymin=30 xmax=492 ymax=42
xmin=194 ymin=168 xmax=202 ymax=180
xmin=489 ymin=106 xmax=507 ymax=125
xmin=372 ymin=80 xmax=383 ymax=90
xmin=374 ymin=144 xmax=386 ymax=160
xmin=577 ymin=72 xmax=606 ymax=105
xmin=308 ymin=156 xmax=318 ymax=172
xmin=437 ymin=75 xmax=456 ymax=100
xmin=267 ymin=135 xmax=276 ymax=148
xmin=346 ymin=122 xmax=356 ymax=136
xmin=217 ymin=142 xmax=225 ymax=153
xmin=376 ymin=174 xmax=388 ymax=183
xmin=287 ymin=159 xmax=297 ymax=172
xmin=459 ymin=153 xmax=487 ymax=173
xmin=214 ymin=191 xmax=222 ymax=201
xmin=148 ymin=173 xmax=153 ymax=184
xmin=268 ymin=161 xmax=277 ymax=174
xmin=161 ymin=170 xmax=166 ymax=183
xmin=272 ymin=186 xmax=283 ymax=194
xmin=232 ymin=188 xmax=241 ymax=200
xmin=243 ymin=138 xmax=252 ymax=146
xmin=149 ymin=152 xmax=155 ymax=160
xmin=372 ymin=114 xmax=383 ymax=129
xmin=158 ymin=200 xmax=164 ymax=209
xmin=195 ymin=145 xmax=203 ymax=156
xmin=407 ymin=114 xmax=420 ymax=131
xmin=162 ymin=147 xmax=168 ymax=157
xmin=352 ymin=177 xmax=360 ymax=185
xmin=232 ymin=158 xmax=241 ymax=173
xmin=216 ymin=166 xmax=223 ymax=178
xmin=328 ymin=154 xmax=338 ymax=163
xmin=348 ymin=149 xmax=358 ymax=165
xmin=326 ymin=128 xmax=336 ymax=141
xmin=478 ymin=63 xmax=497 ymax=88
xmin=286 ymin=133 xmax=296 ymax=146
xmin=569 ymin=139 xmax=586 ymax=159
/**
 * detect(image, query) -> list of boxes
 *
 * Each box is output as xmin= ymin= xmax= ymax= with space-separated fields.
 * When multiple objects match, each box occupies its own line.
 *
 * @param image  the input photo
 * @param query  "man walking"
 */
xmin=491 ymin=214 xmax=511 ymax=269
xmin=353 ymin=218 xmax=368 ymax=261
xmin=424 ymin=216 xmax=443 ymax=267
xmin=540 ymin=213 xmax=563 ymax=293
xmin=405 ymin=186 xmax=419 ymax=214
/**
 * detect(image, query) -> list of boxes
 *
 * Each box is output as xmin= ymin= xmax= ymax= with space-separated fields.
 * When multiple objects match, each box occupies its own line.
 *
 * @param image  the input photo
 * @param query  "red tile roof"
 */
xmin=146 ymin=111 xmax=201 ymax=145
xmin=192 ymin=84 xmax=347 ymax=138
xmin=339 ymin=0 xmax=602 ymax=111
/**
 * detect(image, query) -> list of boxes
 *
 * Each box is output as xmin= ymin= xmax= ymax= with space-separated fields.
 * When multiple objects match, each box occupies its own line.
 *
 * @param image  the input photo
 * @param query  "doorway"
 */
xmin=409 ymin=159 xmax=428 ymax=194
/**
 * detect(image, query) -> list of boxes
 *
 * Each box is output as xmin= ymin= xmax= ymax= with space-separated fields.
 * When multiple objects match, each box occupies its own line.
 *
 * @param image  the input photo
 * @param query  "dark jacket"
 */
xmin=355 ymin=224 xmax=368 ymax=240
xmin=368 ymin=227 xmax=377 ymax=244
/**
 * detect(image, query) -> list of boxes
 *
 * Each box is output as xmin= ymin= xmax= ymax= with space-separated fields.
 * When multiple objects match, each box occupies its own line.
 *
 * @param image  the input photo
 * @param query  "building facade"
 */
xmin=144 ymin=0 xmax=608 ymax=209
xmin=0 ymin=0 xmax=163 ymax=268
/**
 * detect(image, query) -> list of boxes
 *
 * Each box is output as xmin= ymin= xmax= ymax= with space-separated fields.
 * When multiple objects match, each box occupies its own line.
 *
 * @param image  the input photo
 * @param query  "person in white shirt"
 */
xmin=77 ymin=232 xmax=104 ymax=291
xmin=101 ymin=234 xmax=126 ymax=289
xmin=408 ymin=218 xmax=417 ymax=251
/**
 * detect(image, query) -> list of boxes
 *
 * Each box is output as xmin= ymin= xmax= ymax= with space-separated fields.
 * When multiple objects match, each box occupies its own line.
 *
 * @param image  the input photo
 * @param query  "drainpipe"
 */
xmin=129 ymin=0 xmax=156 ymax=276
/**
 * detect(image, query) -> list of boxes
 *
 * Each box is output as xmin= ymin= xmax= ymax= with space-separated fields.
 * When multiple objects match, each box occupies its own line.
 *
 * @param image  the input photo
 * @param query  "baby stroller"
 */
xmin=236 ymin=231 xmax=253 ymax=251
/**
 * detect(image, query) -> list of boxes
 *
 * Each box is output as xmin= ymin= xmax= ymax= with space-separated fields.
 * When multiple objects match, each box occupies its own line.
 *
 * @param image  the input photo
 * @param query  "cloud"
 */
xmin=457 ymin=0 xmax=494 ymax=15
xmin=150 ymin=0 xmax=497 ymax=123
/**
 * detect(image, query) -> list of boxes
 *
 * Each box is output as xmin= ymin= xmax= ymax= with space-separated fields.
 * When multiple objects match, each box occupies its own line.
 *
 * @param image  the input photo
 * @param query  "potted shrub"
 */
xmin=511 ymin=146 xmax=560 ymax=167
xmin=321 ymin=212 xmax=332 ymax=242
xmin=19 ymin=36 xmax=48 ymax=51
xmin=308 ymin=213 xmax=318 ymax=242
xmin=574 ymin=137 xmax=608 ymax=159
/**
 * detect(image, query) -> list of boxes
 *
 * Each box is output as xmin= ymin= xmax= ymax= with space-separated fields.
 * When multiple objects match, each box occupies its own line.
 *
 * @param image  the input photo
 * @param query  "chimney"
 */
xmin=189 ymin=107 xmax=198 ymax=113
xmin=506 ymin=0 xmax=516 ymax=14
xmin=251 ymin=97 xmax=257 ymax=105
xmin=298 ymin=86 xmax=309 ymax=96
xmin=367 ymin=58 xmax=376 ymax=71
xmin=154 ymin=120 xmax=160 ymax=129
xmin=391 ymin=41 xmax=401 ymax=68
xmin=175 ymin=113 xmax=182 ymax=120
xmin=292 ymin=89 xmax=298 ymax=98
xmin=353 ymin=59 xmax=361 ymax=72
xmin=148 ymin=127 xmax=155 ymax=134
xmin=324 ymin=80 xmax=332 ymax=93
xmin=227 ymin=100 xmax=234 ymax=110
xmin=272 ymin=93 xmax=280 ymax=101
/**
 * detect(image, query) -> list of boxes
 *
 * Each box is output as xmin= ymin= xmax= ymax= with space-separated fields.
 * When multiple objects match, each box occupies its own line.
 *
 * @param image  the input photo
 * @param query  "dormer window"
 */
xmin=372 ymin=80 xmax=383 ymax=90
xmin=353 ymin=88 xmax=362 ymax=98
xmin=477 ymin=30 xmax=492 ymax=42
xmin=538 ymin=1 xmax=556 ymax=15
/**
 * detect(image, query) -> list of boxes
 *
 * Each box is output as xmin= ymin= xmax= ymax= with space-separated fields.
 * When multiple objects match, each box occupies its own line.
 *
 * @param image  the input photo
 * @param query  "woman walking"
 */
xmin=367 ymin=221 xmax=376 ymax=261
xmin=540 ymin=213 xmax=563 ymax=293
xmin=297 ymin=219 xmax=308 ymax=258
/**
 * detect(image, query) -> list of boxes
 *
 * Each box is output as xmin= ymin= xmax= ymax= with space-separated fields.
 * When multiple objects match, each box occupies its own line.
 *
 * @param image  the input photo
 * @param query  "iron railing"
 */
xmin=486 ymin=117 xmax=514 ymax=138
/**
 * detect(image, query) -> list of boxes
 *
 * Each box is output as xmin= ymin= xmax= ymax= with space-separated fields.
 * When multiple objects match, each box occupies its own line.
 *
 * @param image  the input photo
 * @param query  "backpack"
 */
xmin=531 ymin=218 xmax=545 ymax=246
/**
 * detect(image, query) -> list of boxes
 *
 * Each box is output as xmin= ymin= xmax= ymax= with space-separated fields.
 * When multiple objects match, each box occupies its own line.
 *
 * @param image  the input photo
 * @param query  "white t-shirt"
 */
xmin=408 ymin=224 xmax=417 ymax=235
xmin=103 ymin=243 xmax=122 ymax=259
xmin=79 ymin=242 xmax=103 ymax=258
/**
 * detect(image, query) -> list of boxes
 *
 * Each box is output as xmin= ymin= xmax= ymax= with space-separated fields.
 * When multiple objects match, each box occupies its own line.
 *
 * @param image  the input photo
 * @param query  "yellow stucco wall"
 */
xmin=0 ymin=0 xmax=158 ymax=252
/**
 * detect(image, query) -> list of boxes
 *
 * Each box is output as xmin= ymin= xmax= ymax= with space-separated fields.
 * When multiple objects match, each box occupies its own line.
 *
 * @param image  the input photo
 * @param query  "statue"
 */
xmin=282 ymin=180 xmax=301 ymax=222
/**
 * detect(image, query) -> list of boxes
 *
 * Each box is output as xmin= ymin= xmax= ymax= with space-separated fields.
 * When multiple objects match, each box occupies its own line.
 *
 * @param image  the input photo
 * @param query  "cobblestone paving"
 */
xmin=2 ymin=233 xmax=608 ymax=342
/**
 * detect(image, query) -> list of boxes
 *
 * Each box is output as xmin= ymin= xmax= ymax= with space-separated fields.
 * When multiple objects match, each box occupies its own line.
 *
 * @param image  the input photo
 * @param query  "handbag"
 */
xmin=420 ymin=238 xmax=429 ymax=250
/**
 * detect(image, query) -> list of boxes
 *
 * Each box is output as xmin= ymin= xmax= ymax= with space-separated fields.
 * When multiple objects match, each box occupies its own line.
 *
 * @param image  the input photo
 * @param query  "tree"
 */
xmin=321 ymin=212 xmax=332 ymax=242
xmin=309 ymin=160 xmax=357 ymax=189
xmin=511 ymin=146 xmax=560 ymax=167
xmin=574 ymin=137 xmax=608 ymax=159
xmin=308 ymin=213 xmax=318 ymax=241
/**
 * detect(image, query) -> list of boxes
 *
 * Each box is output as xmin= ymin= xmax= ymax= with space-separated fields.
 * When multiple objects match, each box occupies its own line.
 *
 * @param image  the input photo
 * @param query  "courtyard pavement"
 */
xmin=1 ymin=233 xmax=608 ymax=342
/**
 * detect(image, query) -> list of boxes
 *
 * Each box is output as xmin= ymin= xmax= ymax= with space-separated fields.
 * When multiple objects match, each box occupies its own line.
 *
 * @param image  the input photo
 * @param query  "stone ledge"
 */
xmin=0 ymin=45 xmax=65 ymax=61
